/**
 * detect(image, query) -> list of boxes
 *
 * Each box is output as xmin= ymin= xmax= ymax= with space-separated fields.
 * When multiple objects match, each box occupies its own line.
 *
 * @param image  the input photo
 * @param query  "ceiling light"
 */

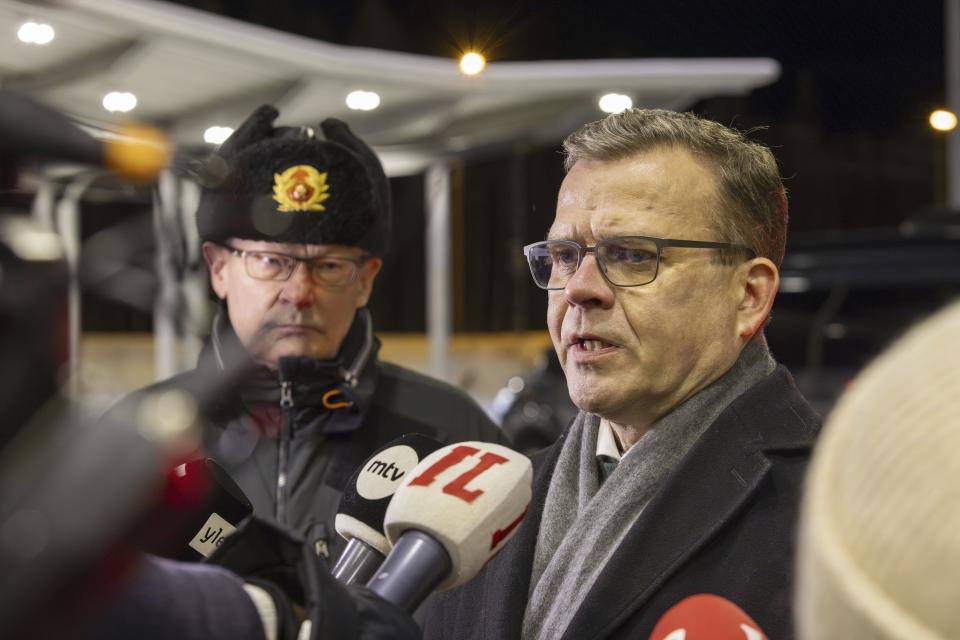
xmin=102 ymin=91 xmax=137 ymax=113
xmin=930 ymin=109 xmax=958 ymax=132
xmin=17 ymin=21 xmax=55 ymax=45
xmin=599 ymin=93 xmax=633 ymax=114
xmin=345 ymin=90 xmax=380 ymax=111
xmin=459 ymin=52 xmax=486 ymax=76
xmin=203 ymin=126 xmax=234 ymax=144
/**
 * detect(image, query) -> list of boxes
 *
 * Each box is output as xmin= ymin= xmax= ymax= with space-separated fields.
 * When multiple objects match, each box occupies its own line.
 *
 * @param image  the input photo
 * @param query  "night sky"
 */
xmin=173 ymin=1 xmax=946 ymax=134
xmin=169 ymin=1 xmax=950 ymax=230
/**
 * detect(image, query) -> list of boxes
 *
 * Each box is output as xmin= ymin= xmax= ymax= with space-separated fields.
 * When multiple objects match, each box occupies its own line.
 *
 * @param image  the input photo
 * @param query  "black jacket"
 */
xmin=119 ymin=310 xmax=508 ymax=563
xmin=421 ymin=366 xmax=819 ymax=640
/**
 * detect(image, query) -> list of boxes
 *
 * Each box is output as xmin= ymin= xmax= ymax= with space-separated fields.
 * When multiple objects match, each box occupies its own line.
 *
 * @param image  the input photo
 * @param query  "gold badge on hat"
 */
xmin=272 ymin=165 xmax=331 ymax=212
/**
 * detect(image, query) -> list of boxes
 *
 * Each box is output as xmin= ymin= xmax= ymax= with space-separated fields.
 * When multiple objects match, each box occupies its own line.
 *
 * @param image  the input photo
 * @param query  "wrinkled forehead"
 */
xmin=546 ymin=211 xmax=645 ymax=242
xmin=548 ymin=153 xmax=720 ymax=243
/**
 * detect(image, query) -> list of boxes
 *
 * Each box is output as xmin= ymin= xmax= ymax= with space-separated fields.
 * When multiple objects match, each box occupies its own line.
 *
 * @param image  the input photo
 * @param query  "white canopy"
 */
xmin=2 ymin=0 xmax=780 ymax=175
xmin=2 ymin=0 xmax=782 ymax=383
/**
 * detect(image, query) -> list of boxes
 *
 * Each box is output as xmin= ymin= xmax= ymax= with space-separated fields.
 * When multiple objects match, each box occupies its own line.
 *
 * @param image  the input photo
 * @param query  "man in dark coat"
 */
xmin=114 ymin=105 xmax=506 ymax=565
xmin=422 ymin=109 xmax=819 ymax=639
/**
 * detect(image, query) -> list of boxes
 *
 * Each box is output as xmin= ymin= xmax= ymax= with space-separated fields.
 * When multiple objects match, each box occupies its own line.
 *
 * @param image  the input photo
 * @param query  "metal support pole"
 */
xmin=55 ymin=173 xmax=96 ymax=396
xmin=508 ymin=149 xmax=528 ymax=332
xmin=947 ymin=0 xmax=960 ymax=207
xmin=31 ymin=174 xmax=56 ymax=230
xmin=178 ymin=178 xmax=205 ymax=365
xmin=154 ymin=169 xmax=179 ymax=380
xmin=425 ymin=161 xmax=452 ymax=380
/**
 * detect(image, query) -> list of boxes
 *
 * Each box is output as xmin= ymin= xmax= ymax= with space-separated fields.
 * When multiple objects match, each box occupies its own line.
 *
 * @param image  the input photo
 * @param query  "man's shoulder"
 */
xmin=372 ymin=360 xmax=507 ymax=443
xmin=727 ymin=364 xmax=821 ymax=449
xmin=374 ymin=360 xmax=483 ymax=410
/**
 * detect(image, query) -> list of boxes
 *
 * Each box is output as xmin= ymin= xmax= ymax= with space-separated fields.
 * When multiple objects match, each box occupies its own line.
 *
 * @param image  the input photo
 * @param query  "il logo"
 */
xmin=408 ymin=445 xmax=508 ymax=503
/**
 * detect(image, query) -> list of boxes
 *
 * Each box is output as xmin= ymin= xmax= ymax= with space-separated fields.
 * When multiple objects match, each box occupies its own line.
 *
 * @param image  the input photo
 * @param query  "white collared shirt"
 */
xmin=596 ymin=418 xmax=624 ymax=461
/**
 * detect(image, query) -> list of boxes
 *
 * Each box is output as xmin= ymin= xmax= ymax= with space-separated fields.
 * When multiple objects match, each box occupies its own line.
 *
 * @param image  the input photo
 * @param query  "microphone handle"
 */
xmin=331 ymin=537 xmax=386 ymax=585
xmin=366 ymin=530 xmax=452 ymax=612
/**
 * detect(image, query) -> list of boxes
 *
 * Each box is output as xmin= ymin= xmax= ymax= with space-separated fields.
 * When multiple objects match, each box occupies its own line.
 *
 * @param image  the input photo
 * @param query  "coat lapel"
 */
xmin=561 ymin=367 xmax=817 ymax=640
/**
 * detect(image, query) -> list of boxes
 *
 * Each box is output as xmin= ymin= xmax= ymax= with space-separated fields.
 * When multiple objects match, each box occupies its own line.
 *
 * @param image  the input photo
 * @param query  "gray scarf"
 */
xmin=522 ymin=340 xmax=776 ymax=640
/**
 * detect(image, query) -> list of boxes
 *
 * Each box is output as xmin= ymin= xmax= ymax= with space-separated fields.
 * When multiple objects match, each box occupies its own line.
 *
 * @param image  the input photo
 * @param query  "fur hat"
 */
xmin=196 ymin=105 xmax=390 ymax=255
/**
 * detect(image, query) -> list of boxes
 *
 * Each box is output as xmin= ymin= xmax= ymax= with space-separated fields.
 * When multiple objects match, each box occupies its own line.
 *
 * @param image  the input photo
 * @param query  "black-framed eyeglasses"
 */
xmin=223 ymin=244 xmax=368 ymax=287
xmin=522 ymin=236 xmax=755 ymax=290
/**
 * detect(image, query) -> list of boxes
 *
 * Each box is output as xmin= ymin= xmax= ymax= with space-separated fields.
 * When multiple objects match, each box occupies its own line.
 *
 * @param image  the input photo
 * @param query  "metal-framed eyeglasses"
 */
xmin=522 ymin=236 xmax=755 ymax=289
xmin=223 ymin=244 xmax=369 ymax=287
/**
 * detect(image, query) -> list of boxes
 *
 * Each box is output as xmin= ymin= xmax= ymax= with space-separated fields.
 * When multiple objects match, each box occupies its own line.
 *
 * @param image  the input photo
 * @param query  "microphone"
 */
xmin=0 ymin=90 xmax=170 ymax=180
xmin=366 ymin=441 xmax=532 ymax=611
xmin=648 ymin=594 xmax=768 ymax=640
xmin=142 ymin=458 xmax=253 ymax=561
xmin=332 ymin=434 xmax=444 ymax=584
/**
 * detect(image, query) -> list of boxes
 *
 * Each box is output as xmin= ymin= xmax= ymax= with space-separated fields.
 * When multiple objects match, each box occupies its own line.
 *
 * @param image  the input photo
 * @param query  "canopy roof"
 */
xmin=2 ymin=0 xmax=780 ymax=175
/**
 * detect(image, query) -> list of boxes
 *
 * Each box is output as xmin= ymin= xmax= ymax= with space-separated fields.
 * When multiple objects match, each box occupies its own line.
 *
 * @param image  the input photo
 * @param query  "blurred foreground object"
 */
xmin=0 ymin=90 xmax=170 ymax=181
xmin=797 ymin=300 xmax=960 ymax=639
xmin=0 ymin=216 xmax=67 ymax=452
xmin=0 ymin=214 xmax=207 ymax=636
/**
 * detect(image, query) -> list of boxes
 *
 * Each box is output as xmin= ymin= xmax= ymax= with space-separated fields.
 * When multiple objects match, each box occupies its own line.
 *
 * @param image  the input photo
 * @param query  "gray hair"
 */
xmin=562 ymin=108 xmax=788 ymax=266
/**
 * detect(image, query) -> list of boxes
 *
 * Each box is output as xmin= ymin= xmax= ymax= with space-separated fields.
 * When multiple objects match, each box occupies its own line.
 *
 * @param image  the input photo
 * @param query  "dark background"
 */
xmin=83 ymin=1 xmax=954 ymax=382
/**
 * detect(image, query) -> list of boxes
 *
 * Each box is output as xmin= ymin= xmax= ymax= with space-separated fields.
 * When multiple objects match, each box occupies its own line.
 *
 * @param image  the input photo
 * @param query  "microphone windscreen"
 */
xmin=649 ymin=594 xmax=767 ymax=640
xmin=145 ymin=458 xmax=253 ymax=560
xmin=335 ymin=434 xmax=443 ymax=554
xmin=383 ymin=441 xmax=531 ymax=591
xmin=103 ymin=124 xmax=171 ymax=181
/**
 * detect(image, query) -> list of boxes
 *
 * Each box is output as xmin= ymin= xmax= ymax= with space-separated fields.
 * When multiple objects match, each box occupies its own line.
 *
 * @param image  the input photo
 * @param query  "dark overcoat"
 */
xmin=422 ymin=366 xmax=820 ymax=640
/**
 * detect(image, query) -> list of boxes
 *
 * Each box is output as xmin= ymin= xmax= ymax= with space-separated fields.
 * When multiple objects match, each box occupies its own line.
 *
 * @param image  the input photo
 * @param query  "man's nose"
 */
xmin=563 ymin=254 xmax=615 ymax=309
xmin=279 ymin=262 xmax=317 ymax=308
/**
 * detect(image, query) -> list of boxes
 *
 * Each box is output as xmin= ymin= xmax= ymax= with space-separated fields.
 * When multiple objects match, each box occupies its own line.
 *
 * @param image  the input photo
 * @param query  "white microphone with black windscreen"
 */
xmin=366 ymin=441 xmax=532 ymax=612
xmin=332 ymin=434 xmax=444 ymax=584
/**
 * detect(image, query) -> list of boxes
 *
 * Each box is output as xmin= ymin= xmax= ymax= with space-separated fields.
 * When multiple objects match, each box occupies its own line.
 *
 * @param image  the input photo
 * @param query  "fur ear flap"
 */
xmin=320 ymin=119 xmax=391 ymax=250
xmin=218 ymin=105 xmax=279 ymax=158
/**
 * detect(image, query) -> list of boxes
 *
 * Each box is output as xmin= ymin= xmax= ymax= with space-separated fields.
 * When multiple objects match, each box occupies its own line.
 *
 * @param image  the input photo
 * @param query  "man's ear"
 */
xmin=355 ymin=257 xmax=383 ymax=308
xmin=201 ymin=242 xmax=230 ymax=300
xmin=735 ymin=257 xmax=779 ymax=339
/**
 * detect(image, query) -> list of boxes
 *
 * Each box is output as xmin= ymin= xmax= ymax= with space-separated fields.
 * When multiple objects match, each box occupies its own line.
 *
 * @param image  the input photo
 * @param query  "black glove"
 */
xmin=209 ymin=517 xmax=420 ymax=640
xmin=348 ymin=585 xmax=423 ymax=640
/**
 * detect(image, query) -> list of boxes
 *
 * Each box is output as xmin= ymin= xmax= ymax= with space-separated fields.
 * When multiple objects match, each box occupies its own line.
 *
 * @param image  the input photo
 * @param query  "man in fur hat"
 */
xmin=123 ymin=105 xmax=506 ymax=564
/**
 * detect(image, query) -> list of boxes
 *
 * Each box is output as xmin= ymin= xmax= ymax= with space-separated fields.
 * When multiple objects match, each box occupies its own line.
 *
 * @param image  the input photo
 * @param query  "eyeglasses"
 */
xmin=224 ymin=244 xmax=368 ymax=287
xmin=522 ymin=236 xmax=755 ymax=289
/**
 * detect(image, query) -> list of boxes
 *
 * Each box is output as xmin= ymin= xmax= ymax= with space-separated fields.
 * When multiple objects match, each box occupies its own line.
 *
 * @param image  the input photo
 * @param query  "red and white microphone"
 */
xmin=366 ymin=441 xmax=531 ymax=611
xmin=649 ymin=594 xmax=768 ymax=640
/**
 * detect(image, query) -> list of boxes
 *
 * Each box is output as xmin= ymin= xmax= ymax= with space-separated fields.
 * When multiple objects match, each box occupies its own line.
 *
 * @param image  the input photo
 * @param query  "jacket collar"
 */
xmin=200 ymin=306 xmax=380 ymax=433
xmin=559 ymin=366 xmax=818 ymax=640
xmin=471 ymin=436 xmax=566 ymax=640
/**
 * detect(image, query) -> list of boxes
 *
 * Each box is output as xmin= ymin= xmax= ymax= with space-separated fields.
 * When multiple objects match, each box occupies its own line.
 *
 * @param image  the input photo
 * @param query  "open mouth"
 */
xmin=574 ymin=338 xmax=615 ymax=351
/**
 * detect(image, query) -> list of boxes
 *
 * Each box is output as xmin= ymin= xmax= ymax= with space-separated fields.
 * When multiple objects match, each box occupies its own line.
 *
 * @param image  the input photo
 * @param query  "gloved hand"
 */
xmin=209 ymin=517 xmax=420 ymax=640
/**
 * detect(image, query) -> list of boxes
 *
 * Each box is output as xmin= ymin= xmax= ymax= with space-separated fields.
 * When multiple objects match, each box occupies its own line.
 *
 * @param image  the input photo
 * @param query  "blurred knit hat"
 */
xmin=196 ymin=105 xmax=391 ymax=255
xmin=796 ymin=301 xmax=960 ymax=639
